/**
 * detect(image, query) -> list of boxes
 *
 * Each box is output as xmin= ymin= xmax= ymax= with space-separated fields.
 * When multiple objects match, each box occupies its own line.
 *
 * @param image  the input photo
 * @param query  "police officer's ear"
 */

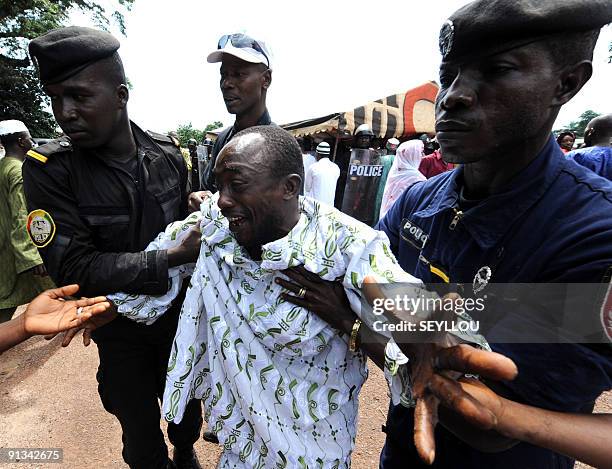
xmin=552 ymin=60 xmax=592 ymax=108
xmin=116 ymin=83 xmax=130 ymax=109
xmin=282 ymin=174 xmax=301 ymax=200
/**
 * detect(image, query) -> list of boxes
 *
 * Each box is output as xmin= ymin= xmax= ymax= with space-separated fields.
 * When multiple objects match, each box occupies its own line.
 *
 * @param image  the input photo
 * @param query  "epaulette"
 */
xmin=147 ymin=130 xmax=180 ymax=148
xmin=26 ymin=137 xmax=72 ymax=165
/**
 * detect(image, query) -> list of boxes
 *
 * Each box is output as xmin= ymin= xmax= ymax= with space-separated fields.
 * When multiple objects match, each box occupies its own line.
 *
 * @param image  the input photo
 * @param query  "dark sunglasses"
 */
xmin=218 ymin=33 xmax=269 ymax=67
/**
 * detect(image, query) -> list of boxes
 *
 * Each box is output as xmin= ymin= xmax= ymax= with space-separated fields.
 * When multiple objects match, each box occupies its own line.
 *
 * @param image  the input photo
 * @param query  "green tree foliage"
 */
xmin=174 ymin=121 xmax=223 ymax=147
xmin=175 ymin=123 xmax=203 ymax=147
xmin=0 ymin=0 xmax=134 ymax=137
xmin=205 ymin=121 xmax=223 ymax=132
xmin=564 ymin=110 xmax=602 ymax=138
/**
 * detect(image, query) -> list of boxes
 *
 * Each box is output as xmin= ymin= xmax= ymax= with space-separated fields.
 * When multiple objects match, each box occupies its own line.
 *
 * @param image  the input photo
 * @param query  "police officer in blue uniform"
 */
xmin=376 ymin=1 xmax=612 ymax=467
xmin=23 ymin=27 xmax=202 ymax=469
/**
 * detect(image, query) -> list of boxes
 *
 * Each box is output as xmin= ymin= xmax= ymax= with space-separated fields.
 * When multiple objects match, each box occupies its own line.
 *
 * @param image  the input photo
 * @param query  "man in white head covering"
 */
xmin=0 ymin=120 xmax=54 ymax=322
xmin=304 ymin=141 xmax=340 ymax=206
xmin=0 ymin=120 xmax=32 ymax=154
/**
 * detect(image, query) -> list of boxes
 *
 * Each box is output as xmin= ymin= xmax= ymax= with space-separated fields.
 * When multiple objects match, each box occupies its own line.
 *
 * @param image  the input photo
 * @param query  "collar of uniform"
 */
xmin=131 ymin=121 xmax=159 ymax=160
xmin=225 ymin=109 xmax=273 ymax=144
xmin=413 ymin=170 xmax=461 ymax=218
xmin=414 ymin=135 xmax=564 ymax=249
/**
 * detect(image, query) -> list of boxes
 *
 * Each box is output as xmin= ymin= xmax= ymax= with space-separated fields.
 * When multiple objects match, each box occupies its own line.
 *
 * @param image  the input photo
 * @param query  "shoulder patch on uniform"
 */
xmin=147 ymin=130 xmax=178 ymax=146
xmin=26 ymin=137 xmax=72 ymax=165
xmin=26 ymin=149 xmax=48 ymax=164
xmin=26 ymin=209 xmax=56 ymax=248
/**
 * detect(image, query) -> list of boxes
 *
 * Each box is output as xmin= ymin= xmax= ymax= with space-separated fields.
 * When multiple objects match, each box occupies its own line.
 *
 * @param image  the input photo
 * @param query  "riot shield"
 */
xmin=189 ymin=149 xmax=199 ymax=191
xmin=196 ymin=145 xmax=209 ymax=190
xmin=340 ymin=148 xmax=383 ymax=226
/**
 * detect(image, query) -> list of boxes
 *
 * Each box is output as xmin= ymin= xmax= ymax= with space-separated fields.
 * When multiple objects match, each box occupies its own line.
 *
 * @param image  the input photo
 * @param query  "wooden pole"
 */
xmin=332 ymin=131 xmax=340 ymax=162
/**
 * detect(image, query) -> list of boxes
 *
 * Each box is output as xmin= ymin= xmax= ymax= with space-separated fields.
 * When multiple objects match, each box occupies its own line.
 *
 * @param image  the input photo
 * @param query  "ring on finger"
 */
xmin=297 ymin=287 xmax=307 ymax=299
xmin=76 ymin=306 xmax=84 ymax=317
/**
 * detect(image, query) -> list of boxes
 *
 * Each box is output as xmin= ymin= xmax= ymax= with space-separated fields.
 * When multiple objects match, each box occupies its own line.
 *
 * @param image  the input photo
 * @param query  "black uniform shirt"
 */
xmin=23 ymin=122 xmax=189 ymax=297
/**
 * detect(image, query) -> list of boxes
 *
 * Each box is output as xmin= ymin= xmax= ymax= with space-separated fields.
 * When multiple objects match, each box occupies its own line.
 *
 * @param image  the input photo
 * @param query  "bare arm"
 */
xmin=438 ymin=376 xmax=612 ymax=468
xmin=504 ymin=404 xmax=612 ymax=468
xmin=0 ymin=285 xmax=112 ymax=355
xmin=0 ymin=315 xmax=30 ymax=355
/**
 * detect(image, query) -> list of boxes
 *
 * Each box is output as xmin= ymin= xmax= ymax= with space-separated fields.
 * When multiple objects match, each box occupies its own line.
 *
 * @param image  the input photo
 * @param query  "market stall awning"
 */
xmin=282 ymin=113 xmax=340 ymax=138
xmin=282 ymin=81 xmax=439 ymax=138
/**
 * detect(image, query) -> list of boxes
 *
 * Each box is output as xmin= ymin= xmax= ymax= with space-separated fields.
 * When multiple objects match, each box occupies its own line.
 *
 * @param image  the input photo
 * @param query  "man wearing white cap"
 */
xmin=304 ymin=141 xmax=340 ymax=206
xmin=0 ymin=120 xmax=54 ymax=322
xmin=193 ymin=33 xmax=273 ymax=204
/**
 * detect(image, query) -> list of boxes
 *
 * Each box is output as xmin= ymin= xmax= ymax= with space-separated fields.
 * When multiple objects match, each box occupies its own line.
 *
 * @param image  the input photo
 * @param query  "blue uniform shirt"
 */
xmin=567 ymin=145 xmax=612 ymax=180
xmin=376 ymin=135 xmax=612 ymax=469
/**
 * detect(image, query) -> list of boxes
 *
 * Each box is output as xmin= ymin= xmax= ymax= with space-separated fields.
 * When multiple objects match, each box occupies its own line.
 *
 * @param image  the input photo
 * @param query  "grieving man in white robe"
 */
xmin=107 ymin=126 xmax=491 ymax=468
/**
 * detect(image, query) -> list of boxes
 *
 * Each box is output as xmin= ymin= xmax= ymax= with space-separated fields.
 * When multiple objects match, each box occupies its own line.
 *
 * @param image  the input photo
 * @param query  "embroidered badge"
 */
xmin=472 ymin=266 xmax=491 ymax=294
xmin=439 ymin=20 xmax=455 ymax=59
xmin=26 ymin=209 xmax=56 ymax=248
xmin=400 ymin=218 xmax=429 ymax=250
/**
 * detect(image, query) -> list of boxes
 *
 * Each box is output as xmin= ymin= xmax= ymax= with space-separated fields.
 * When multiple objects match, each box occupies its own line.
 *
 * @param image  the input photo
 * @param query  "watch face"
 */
xmin=439 ymin=20 xmax=455 ymax=59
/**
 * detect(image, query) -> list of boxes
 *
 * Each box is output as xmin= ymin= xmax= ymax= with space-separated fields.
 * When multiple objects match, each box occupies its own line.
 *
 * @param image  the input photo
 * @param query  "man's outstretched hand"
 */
xmin=361 ymin=276 xmax=518 ymax=464
xmin=418 ymin=344 xmax=517 ymax=463
xmin=24 ymin=284 xmax=112 ymax=336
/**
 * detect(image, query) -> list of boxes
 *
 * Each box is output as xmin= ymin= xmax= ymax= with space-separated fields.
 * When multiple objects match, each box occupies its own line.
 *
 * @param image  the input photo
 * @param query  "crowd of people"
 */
xmin=566 ymin=114 xmax=612 ymax=180
xmin=0 ymin=0 xmax=611 ymax=468
xmin=296 ymin=131 xmax=454 ymax=225
xmin=296 ymin=109 xmax=612 ymax=230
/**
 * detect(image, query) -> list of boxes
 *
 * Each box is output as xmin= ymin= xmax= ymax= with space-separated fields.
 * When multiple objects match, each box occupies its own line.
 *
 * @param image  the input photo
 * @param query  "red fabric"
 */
xmin=418 ymin=150 xmax=454 ymax=178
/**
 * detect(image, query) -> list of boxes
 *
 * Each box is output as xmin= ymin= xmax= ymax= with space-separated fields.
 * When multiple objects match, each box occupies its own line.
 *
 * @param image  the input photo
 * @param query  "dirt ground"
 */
xmin=0 ymin=308 xmax=609 ymax=469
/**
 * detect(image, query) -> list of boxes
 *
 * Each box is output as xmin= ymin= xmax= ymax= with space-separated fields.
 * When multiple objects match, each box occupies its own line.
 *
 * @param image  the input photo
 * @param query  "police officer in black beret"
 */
xmin=23 ymin=26 xmax=203 ymax=469
xmin=376 ymin=1 xmax=612 ymax=468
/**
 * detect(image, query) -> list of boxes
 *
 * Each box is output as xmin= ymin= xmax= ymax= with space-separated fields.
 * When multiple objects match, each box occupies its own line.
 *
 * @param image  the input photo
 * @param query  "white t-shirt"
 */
xmin=302 ymin=152 xmax=316 ymax=175
xmin=304 ymin=157 xmax=340 ymax=206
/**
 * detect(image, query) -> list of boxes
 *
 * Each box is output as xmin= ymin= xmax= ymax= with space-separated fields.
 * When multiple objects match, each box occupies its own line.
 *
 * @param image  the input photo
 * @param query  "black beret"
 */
xmin=29 ymin=26 xmax=120 ymax=85
xmin=440 ymin=0 xmax=612 ymax=63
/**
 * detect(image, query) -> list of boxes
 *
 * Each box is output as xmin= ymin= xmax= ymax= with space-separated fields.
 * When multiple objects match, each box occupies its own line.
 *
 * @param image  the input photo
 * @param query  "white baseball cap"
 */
xmin=0 ymin=119 xmax=29 ymax=136
xmin=207 ymin=33 xmax=271 ymax=68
